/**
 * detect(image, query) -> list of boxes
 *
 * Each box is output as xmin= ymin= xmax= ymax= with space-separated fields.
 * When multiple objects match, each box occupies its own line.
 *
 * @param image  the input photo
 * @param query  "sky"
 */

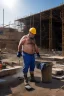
xmin=0 ymin=0 xmax=64 ymax=26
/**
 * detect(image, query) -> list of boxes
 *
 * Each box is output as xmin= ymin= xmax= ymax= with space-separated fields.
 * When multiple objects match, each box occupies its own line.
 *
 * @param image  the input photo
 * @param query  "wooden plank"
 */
xmin=52 ymin=75 xmax=64 ymax=80
xmin=52 ymin=68 xmax=64 ymax=75
xmin=0 ymin=66 xmax=22 ymax=77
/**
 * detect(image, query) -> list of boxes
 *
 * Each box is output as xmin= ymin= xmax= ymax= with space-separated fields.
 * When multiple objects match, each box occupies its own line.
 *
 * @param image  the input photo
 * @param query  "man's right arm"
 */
xmin=17 ymin=36 xmax=26 ymax=57
xmin=18 ymin=36 xmax=26 ymax=52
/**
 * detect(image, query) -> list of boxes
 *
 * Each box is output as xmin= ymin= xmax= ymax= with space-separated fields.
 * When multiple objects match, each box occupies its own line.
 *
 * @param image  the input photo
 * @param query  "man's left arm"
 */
xmin=35 ymin=44 xmax=40 ymax=57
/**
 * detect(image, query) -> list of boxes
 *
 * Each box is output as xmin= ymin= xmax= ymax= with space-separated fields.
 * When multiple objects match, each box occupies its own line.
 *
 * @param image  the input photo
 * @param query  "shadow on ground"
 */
xmin=35 ymin=76 xmax=64 ymax=89
xmin=0 ymin=76 xmax=24 ymax=96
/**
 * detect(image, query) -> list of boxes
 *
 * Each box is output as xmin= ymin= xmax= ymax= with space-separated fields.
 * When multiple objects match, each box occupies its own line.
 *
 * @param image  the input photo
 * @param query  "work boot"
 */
xmin=24 ymin=73 xmax=29 ymax=85
xmin=30 ymin=72 xmax=40 ymax=83
xmin=30 ymin=72 xmax=36 ymax=82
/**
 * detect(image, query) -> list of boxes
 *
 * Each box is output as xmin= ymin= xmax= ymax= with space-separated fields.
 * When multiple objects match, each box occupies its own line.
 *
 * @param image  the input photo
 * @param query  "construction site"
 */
xmin=0 ymin=4 xmax=64 ymax=96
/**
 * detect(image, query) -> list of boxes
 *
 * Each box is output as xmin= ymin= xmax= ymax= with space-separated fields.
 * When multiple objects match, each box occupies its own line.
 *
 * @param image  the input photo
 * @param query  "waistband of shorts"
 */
xmin=22 ymin=51 xmax=35 ymax=55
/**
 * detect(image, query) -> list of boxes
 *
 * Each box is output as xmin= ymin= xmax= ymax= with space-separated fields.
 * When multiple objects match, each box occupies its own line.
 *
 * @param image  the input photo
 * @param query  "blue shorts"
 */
xmin=22 ymin=52 xmax=35 ymax=73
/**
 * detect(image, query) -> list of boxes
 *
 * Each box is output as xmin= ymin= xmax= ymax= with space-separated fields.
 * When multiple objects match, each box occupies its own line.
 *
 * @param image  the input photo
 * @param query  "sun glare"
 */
xmin=3 ymin=0 xmax=16 ymax=9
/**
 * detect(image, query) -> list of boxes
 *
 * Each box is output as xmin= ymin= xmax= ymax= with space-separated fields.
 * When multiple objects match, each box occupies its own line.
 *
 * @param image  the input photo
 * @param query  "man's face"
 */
xmin=29 ymin=32 xmax=35 ymax=38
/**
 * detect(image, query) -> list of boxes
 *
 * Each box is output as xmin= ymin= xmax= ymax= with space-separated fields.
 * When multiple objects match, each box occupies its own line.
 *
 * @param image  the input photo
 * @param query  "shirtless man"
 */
xmin=17 ymin=27 xmax=40 ymax=85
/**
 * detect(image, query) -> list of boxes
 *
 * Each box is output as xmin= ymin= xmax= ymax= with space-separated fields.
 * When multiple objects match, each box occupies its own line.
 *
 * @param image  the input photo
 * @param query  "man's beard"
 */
xmin=29 ymin=34 xmax=35 ymax=40
xmin=29 ymin=36 xmax=35 ymax=40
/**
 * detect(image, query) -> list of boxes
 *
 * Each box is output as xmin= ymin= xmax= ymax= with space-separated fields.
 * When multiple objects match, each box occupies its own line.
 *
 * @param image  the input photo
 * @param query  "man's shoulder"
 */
xmin=21 ymin=34 xmax=28 ymax=39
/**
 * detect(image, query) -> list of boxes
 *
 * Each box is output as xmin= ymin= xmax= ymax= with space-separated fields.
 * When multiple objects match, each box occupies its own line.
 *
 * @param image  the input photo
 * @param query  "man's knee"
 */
xmin=23 ymin=67 xmax=28 ymax=73
xmin=23 ymin=63 xmax=29 ymax=73
xmin=30 ymin=64 xmax=35 ymax=71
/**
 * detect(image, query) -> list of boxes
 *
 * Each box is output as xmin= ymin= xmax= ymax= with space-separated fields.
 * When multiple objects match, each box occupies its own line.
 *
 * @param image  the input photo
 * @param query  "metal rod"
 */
xmin=3 ymin=9 xmax=4 ymax=28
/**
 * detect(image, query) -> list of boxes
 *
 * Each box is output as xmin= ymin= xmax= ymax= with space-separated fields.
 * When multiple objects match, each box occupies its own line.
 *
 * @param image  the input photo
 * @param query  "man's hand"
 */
xmin=37 ymin=53 xmax=40 ymax=58
xmin=17 ymin=52 xmax=22 ymax=58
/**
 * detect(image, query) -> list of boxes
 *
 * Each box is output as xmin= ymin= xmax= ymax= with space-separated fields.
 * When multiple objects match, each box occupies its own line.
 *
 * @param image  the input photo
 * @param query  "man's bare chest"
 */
xmin=25 ymin=37 xmax=35 ymax=45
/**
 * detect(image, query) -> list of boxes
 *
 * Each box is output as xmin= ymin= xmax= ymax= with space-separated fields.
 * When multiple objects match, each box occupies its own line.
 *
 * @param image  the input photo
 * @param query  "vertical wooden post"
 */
xmin=33 ymin=15 xmax=34 ymax=26
xmin=62 ymin=5 xmax=64 ymax=55
xmin=49 ymin=10 xmax=52 ymax=51
xmin=40 ymin=12 xmax=41 ymax=48
xmin=30 ymin=16 xmax=31 ymax=28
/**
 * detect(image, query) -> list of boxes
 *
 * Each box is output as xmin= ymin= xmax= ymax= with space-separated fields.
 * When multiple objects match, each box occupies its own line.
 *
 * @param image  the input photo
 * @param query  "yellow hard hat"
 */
xmin=29 ymin=27 xmax=36 ymax=34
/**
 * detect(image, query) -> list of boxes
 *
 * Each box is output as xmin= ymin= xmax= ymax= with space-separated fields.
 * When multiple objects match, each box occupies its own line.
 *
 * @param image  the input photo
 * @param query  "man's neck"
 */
xmin=27 ymin=34 xmax=29 ymax=37
xmin=27 ymin=34 xmax=34 ymax=39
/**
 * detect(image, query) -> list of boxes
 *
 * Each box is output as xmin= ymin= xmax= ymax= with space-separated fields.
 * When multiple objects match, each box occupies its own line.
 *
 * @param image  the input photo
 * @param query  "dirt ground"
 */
xmin=0 ymin=72 xmax=64 ymax=96
xmin=0 ymin=50 xmax=64 ymax=96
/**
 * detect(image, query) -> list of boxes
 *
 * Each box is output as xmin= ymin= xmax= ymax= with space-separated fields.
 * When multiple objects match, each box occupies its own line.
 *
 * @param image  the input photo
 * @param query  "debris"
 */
xmin=25 ymin=84 xmax=34 ymax=91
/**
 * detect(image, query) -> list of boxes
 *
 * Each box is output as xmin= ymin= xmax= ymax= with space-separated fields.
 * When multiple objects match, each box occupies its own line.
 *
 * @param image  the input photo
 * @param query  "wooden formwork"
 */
xmin=13 ymin=5 xmax=64 ymax=55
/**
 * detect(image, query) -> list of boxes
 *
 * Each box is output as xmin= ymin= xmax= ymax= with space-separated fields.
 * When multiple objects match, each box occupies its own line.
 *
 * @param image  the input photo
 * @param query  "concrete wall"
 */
xmin=0 ymin=28 xmax=24 ymax=40
xmin=0 ymin=28 xmax=25 ymax=50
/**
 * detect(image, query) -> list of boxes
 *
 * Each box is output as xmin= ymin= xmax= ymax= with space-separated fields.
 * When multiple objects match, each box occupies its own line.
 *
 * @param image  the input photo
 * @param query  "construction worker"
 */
xmin=17 ymin=27 xmax=40 ymax=86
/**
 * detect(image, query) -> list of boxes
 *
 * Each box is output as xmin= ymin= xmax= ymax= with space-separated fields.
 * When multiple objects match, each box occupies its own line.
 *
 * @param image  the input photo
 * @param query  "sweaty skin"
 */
xmin=18 ymin=34 xmax=39 ymax=54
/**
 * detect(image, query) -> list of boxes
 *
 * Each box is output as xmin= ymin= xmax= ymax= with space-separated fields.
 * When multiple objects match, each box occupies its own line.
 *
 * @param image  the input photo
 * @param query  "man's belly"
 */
xmin=23 ymin=44 xmax=35 ymax=54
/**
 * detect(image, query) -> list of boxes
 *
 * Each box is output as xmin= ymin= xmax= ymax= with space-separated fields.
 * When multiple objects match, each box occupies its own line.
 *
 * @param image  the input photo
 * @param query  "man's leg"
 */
xmin=30 ymin=55 xmax=35 ymax=82
xmin=23 ymin=53 xmax=30 ymax=85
